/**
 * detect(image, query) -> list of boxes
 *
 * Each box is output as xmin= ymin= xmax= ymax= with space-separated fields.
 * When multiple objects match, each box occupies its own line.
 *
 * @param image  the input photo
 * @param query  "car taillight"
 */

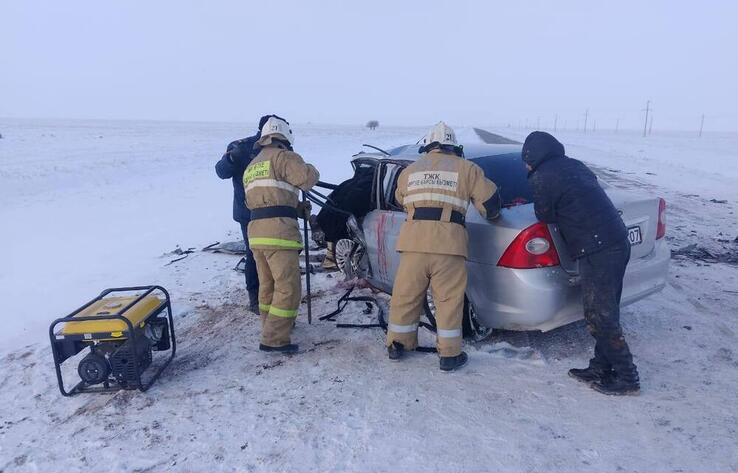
xmin=497 ymin=222 xmax=561 ymax=269
xmin=656 ymin=198 xmax=666 ymax=240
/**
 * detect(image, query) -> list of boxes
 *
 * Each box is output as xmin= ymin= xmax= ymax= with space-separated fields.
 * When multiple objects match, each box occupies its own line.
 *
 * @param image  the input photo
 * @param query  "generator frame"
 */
xmin=49 ymin=285 xmax=177 ymax=396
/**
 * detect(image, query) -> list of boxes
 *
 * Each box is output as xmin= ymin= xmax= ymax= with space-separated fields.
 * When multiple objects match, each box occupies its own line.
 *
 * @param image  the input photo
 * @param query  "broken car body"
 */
xmin=331 ymin=142 xmax=670 ymax=334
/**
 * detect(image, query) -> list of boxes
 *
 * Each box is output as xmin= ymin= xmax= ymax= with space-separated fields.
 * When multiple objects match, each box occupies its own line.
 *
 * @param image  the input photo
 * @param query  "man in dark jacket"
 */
xmin=523 ymin=131 xmax=639 ymax=395
xmin=215 ymin=116 xmax=277 ymax=312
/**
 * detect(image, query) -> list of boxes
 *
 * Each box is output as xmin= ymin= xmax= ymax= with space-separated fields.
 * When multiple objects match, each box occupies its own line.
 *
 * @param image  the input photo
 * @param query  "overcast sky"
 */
xmin=2 ymin=0 xmax=737 ymax=131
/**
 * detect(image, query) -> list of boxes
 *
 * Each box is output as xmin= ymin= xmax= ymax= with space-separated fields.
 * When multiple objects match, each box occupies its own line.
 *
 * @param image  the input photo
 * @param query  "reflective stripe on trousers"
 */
xmin=436 ymin=328 xmax=462 ymax=338
xmin=388 ymin=322 xmax=418 ymax=333
xmin=269 ymin=306 xmax=298 ymax=318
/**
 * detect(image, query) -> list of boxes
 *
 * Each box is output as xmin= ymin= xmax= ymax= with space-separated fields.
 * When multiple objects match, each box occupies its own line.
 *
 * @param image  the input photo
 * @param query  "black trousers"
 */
xmin=579 ymin=240 xmax=636 ymax=375
xmin=239 ymin=222 xmax=259 ymax=294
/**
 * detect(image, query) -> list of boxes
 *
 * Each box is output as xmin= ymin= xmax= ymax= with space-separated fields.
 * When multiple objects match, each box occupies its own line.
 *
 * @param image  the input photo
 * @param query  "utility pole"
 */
xmin=554 ymin=114 xmax=558 ymax=132
xmin=642 ymin=100 xmax=651 ymax=137
xmin=699 ymin=114 xmax=705 ymax=137
xmin=583 ymin=109 xmax=589 ymax=133
xmin=615 ymin=118 xmax=619 ymax=133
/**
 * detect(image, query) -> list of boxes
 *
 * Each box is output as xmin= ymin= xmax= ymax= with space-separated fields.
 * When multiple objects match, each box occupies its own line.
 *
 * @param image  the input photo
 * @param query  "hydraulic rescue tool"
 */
xmin=302 ymin=191 xmax=312 ymax=324
xmin=49 ymin=286 xmax=176 ymax=396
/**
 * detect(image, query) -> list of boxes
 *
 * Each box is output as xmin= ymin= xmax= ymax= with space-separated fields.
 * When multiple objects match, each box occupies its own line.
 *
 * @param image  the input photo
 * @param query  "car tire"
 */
xmin=424 ymin=292 xmax=494 ymax=341
xmin=462 ymin=298 xmax=494 ymax=341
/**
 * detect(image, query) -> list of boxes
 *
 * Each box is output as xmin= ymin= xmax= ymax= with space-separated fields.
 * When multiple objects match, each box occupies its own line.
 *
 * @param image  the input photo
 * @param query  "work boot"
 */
xmin=440 ymin=351 xmax=468 ymax=372
xmin=568 ymin=366 xmax=612 ymax=385
xmin=247 ymin=289 xmax=259 ymax=314
xmin=322 ymin=243 xmax=338 ymax=271
xmin=259 ymin=343 xmax=299 ymax=354
xmin=387 ymin=341 xmax=405 ymax=361
xmin=591 ymin=367 xmax=640 ymax=396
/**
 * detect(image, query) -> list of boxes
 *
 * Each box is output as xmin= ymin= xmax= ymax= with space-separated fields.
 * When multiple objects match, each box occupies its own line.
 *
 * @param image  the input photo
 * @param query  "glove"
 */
xmin=227 ymin=140 xmax=254 ymax=167
xmin=297 ymin=200 xmax=312 ymax=220
xmin=227 ymin=149 xmax=245 ymax=167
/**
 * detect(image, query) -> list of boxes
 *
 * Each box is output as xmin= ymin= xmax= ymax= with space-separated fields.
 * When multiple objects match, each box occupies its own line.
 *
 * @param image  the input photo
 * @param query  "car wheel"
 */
xmin=424 ymin=291 xmax=493 ymax=341
xmin=462 ymin=298 xmax=494 ymax=342
xmin=334 ymin=239 xmax=355 ymax=276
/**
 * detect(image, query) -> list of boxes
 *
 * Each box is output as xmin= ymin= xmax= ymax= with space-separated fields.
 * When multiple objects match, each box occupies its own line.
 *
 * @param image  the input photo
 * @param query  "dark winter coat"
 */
xmin=215 ymin=134 xmax=259 ymax=223
xmin=523 ymin=131 xmax=627 ymax=259
xmin=316 ymin=166 xmax=375 ymax=243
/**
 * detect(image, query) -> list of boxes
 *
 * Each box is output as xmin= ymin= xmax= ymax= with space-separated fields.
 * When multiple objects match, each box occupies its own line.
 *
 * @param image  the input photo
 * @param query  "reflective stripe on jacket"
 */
xmin=244 ymin=142 xmax=319 ymax=250
xmin=395 ymin=149 xmax=498 ymax=257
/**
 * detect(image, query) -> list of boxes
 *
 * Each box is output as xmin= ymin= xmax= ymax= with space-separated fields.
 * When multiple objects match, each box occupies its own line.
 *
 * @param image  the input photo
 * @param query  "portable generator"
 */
xmin=49 ymin=286 xmax=176 ymax=396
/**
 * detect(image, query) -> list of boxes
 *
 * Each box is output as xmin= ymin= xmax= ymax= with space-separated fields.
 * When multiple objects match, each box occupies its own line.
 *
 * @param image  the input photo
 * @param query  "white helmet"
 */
xmin=260 ymin=116 xmax=294 ymax=145
xmin=421 ymin=121 xmax=458 ymax=148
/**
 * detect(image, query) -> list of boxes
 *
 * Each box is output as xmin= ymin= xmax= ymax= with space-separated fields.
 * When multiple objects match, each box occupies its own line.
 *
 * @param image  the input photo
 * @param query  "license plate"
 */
xmin=627 ymin=225 xmax=643 ymax=246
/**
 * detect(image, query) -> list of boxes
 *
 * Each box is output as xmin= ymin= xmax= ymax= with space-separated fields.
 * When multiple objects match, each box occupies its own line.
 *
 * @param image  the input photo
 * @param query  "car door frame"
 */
xmin=361 ymin=158 xmax=412 ymax=292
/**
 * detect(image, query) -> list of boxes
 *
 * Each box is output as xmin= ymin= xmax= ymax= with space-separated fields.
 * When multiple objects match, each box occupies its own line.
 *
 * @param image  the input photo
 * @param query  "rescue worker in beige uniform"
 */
xmin=387 ymin=122 xmax=501 ymax=371
xmin=243 ymin=116 xmax=319 ymax=354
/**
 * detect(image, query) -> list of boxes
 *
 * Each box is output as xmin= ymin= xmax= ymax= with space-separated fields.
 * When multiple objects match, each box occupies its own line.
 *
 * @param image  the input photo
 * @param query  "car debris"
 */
xmin=672 ymin=243 xmax=738 ymax=265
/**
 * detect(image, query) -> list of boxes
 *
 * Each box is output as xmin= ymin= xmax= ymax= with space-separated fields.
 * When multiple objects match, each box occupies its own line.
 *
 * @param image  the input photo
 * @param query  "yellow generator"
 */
xmin=49 ymin=286 xmax=176 ymax=396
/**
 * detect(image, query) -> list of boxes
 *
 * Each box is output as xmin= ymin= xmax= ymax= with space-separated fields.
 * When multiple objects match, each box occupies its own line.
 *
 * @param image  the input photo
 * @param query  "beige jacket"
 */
xmin=244 ymin=142 xmax=319 ymax=250
xmin=395 ymin=149 xmax=498 ymax=257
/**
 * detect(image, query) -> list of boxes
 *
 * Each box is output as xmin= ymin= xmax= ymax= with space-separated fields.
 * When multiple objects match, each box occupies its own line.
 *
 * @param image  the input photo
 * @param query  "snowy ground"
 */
xmin=1 ymin=119 xmax=737 ymax=472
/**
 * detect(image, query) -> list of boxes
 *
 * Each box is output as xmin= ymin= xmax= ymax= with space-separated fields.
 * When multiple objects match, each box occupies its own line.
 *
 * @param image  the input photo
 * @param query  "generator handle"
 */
xmin=97 ymin=286 xmax=170 ymax=320
xmin=60 ymin=285 xmax=170 ymax=320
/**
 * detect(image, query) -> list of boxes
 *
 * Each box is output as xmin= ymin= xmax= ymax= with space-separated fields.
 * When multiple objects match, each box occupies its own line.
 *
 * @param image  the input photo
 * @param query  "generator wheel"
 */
xmin=78 ymin=351 xmax=110 ymax=385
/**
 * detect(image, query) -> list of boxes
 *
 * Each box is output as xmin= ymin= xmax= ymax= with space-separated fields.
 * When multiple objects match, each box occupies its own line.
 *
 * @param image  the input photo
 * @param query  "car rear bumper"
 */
xmin=467 ymin=239 xmax=670 ymax=331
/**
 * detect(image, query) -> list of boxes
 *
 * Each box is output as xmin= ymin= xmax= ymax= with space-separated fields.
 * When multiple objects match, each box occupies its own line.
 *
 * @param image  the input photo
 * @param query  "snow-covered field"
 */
xmin=1 ymin=119 xmax=737 ymax=472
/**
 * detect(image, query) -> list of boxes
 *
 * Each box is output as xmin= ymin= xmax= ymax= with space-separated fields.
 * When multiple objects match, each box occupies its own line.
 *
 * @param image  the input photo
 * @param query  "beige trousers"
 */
xmin=253 ymin=249 xmax=301 ymax=347
xmin=387 ymin=252 xmax=466 ymax=357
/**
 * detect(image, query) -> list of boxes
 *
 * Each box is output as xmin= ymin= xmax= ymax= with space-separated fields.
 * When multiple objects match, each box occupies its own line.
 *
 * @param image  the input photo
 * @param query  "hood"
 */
xmin=522 ymin=131 xmax=565 ymax=170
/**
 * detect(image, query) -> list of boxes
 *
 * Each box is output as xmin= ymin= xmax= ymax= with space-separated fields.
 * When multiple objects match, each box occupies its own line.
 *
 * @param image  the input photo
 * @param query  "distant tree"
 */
xmin=366 ymin=120 xmax=379 ymax=130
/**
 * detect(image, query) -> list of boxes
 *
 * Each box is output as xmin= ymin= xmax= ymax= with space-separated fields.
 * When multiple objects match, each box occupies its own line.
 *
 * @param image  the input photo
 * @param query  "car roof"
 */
xmin=352 ymin=142 xmax=523 ymax=164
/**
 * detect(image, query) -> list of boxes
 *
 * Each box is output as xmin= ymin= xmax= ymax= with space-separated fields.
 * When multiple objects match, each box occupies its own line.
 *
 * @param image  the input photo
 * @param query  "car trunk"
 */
xmin=552 ymin=188 xmax=661 ymax=275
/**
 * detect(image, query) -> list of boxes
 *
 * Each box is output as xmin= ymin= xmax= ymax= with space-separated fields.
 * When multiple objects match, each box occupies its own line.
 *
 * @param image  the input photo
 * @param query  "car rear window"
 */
xmin=470 ymin=153 xmax=532 ymax=207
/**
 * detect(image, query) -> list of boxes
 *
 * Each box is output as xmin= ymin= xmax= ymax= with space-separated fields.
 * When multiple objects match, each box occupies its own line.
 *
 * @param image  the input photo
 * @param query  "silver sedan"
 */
xmin=334 ymin=141 xmax=670 ymax=338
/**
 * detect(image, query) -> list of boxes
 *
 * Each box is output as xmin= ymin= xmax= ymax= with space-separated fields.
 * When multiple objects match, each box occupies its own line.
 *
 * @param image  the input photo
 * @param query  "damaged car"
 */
xmin=312 ymin=140 xmax=670 ymax=338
